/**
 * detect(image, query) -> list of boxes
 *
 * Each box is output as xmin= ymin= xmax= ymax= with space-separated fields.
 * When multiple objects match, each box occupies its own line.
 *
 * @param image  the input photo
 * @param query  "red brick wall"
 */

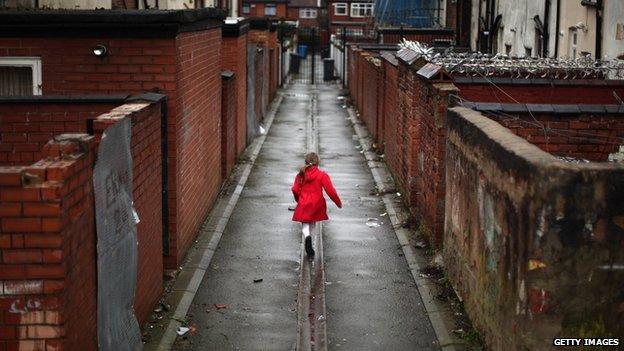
xmin=361 ymin=58 xmax=381 ymax=143
xmin=457 ymin=82 xmax=624 ymax=105
xmin=347 ymin=46 xmax=358 ymax=103
xmin=91 ymin=102 xmax=164 ymax=325
xmin=222 ymin=34 xmax=249 ymax=157
xmin=0 ymin=103 xmax=117 ymax=166
xmin=383 ymin=59 xmax=399 ymax=172
xmin=0 ymin=134 xmax=98 ymax=351
xmin=0 ymin=31 xmax=224 ymax=268
xmin=380 ymin=32 xmax=454 ymax=45
xmin=241 ymin=3 xmax=287 ymax=18
xmin=0 ymin=38 xmax=178 ymax=94
xmin=172 ymin=30 xmax=222 ymax=268
xmin=489 ymin=112 xmax=624 ymax=162
xmin=0 ymin=100 xmax=164 ymax=349
xmin=386 ymin=62 xmax=457 ymax=245
xmin=221 ymin=75 xmax=237 ymax=181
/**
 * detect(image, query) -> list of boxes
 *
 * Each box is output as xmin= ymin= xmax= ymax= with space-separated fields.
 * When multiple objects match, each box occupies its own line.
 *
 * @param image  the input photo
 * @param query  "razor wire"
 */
xmin=398 ymin=39 xmax=624 ymax=79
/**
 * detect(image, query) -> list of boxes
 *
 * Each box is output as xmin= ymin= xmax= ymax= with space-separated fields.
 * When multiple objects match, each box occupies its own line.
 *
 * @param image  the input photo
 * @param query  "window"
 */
xmin=242 ymin=4 xmax=250 ymax=13
xmin=264 ymin=3 xmax=277 ymax=16
xmin=350 ymin=3 xmax=373 ymax=17
xmin=334 ymin=3 xmax=347 ymax=15
xmin=299 ymin=8 xmax=317 ymax=18
xmin=0 ymin=57 xmax=42 ymax=96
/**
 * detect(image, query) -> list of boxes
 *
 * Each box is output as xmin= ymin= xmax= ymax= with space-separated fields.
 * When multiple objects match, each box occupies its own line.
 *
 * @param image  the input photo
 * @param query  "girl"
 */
xmin=291 ymin=152 xmax=342 ymax=258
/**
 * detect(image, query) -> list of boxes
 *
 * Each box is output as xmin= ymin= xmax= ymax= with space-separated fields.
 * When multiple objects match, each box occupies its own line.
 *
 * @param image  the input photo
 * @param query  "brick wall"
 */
xmin=0 ymin=29 xmax=224 ymax=268
xmin=91 ymin=101 xmax=164 ymax=325
xmin=444 ymin=107 xmax=624 ymax=349
xmin=382 ymin=58 xmax=399 ymax=173
xmin=222 ymin=31 xmax=249 ymax=159
xmin=346 ymin=46 xmax=358 ymax=105
xmin=351 ymin=48 xmax=459 ymax=245
xmin=0 ymin=134 xmax=98 ymax=351
xmin=487 ymin=112 xmax=624 ymax=162
xmin=0 ymin=100 xmax=164 ymax=349
xmin=456 ymin=81 xmax=624 ymax=105
xmin=241 ymin=3 xmax=286 ymax=18
xmin=361 ymin=57 xmax=382 ymax=144
xmin=172 ymin=29 xmax=223 ymax=268
xmin=0 ymin=102 xmax=118 ymax=166
xmin=221 ymin=74 xmax=237 ymax=181
xmin=378 ymin=29 xmax=454 ymax=45
xmin=0 ymin=38 xmax=178 ymax=94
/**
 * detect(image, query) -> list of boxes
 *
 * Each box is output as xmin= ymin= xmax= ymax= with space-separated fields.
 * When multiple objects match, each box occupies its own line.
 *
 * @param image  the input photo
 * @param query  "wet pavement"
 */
xmin=172 ymin=82 xmax=438 ymax=350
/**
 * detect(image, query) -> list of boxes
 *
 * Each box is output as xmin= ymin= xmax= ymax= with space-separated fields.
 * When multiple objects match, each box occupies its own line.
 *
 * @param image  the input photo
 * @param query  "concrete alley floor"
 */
xmin=170 ymin=82 xmax=439 ymax=350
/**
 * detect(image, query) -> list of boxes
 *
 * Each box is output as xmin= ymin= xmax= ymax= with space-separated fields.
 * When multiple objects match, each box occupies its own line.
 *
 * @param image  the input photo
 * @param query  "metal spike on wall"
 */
xmin=397 ymin=40 xmax=624 ymax=80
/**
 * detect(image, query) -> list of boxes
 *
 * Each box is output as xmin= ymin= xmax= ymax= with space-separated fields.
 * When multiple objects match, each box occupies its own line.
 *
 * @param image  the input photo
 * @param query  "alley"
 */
xmin=170 ymin=81 xmax=438 ymax=350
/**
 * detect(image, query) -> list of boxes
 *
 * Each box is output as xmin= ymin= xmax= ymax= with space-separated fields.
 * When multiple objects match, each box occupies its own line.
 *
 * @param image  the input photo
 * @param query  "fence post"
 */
xmin=342 ymin=26 xmax=346 ymax=88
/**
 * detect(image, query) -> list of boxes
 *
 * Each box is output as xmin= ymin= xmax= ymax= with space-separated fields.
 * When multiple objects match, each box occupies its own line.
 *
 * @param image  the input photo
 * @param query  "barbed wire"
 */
xmin=398 ymin=39 xmax=624 ymax=79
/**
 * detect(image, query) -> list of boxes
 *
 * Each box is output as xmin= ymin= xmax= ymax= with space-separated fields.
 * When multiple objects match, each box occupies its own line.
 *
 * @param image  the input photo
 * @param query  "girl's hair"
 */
xmin=299 ymin=152 xmax=319 ymax=182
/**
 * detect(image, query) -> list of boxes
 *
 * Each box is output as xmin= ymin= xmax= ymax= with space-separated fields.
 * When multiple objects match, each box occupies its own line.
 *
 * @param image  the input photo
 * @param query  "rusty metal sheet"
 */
xmin=93 ymin=118 xmax=142 ymax=351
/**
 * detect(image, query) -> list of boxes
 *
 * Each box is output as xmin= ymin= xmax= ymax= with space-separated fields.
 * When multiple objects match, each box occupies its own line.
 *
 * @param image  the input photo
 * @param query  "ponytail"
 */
xmin=299 ymin=152 xmax=319 ymax=183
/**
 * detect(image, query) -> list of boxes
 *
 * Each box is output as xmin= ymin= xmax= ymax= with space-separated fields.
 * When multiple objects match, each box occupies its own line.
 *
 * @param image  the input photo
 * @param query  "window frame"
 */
xmin=350 ymin=3 xmax=373 ymax=18
xmin=0 ymin=57 xmax=42 ymax=96
xmin=264 ymin=3 xmax=277 ymax=16
xmin=299 ymin=8 xmax=317 ymax=19
xmin=333 ymin=2 xmax=347 ymax=16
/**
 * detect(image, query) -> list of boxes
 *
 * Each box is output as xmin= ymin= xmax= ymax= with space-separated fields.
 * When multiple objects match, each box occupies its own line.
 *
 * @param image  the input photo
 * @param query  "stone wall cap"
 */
xmin=0 ymin=94 xmax=129 ymax=104
xmin=0 ymin=8 xmax=225 ymax=38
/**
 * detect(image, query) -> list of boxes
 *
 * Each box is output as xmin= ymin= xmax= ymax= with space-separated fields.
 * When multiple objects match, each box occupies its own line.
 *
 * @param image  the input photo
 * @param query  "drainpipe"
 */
xmin=554 ymin=0 xmax=560 ymax=57
xmin=543 ymin=0 xmax=550 ymax=57
xmin=476 ymin=0 xmax=482 ymax=51
xmin=231 ymin=0 xmax=238 ymax=17
xmin=595 ymin=0 xmax=603 ymax=59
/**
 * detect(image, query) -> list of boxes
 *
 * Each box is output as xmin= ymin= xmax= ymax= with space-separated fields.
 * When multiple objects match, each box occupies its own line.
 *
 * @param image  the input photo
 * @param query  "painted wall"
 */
xmin=602 ymin=0 xmax=624 ymax=60
xmin=556 ymin=0 xmax=597 ymax=59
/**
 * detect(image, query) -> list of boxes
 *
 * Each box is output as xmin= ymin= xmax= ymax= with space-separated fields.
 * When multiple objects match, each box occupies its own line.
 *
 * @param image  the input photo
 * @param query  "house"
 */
xmin=287 ymin=0 xmax=322 ymax=28
xmin=457 ymin=0 xmax=624 ymax=59
xmin=240 ymin=0 xmax=287 ymax=18
xmin=327 ymin=0 xmax=374 ymax=37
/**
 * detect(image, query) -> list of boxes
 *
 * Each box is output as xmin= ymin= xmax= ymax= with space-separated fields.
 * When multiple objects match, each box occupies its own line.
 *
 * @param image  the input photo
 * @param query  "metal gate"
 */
xmin=289 ymin=27 xmax=324 ymax=84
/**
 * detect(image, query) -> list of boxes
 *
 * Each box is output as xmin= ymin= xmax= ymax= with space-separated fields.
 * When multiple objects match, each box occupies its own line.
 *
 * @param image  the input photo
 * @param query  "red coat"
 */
xmin=291 ymin=166 xmax=342 ymax=222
